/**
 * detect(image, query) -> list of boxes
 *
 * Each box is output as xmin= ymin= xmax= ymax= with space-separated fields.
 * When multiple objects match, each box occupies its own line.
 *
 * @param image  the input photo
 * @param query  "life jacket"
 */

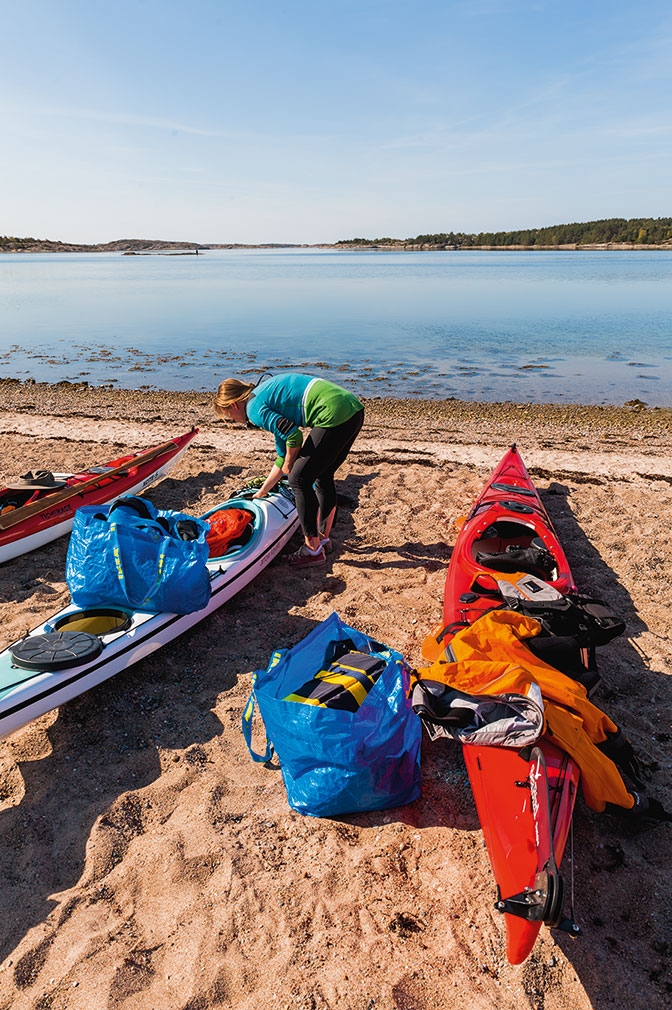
xmin=415 ymin=609 xmax=633 ymax=813
xmin=494 ymin=572 xmax=626 ymax=646
xmin=205 ymin=508 xmax=253 ymax=557
xmin=284 ymin=650 xmax=385 ymax=712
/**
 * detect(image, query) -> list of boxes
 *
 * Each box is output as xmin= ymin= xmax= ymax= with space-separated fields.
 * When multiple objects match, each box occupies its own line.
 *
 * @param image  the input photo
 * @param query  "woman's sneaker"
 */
xmin=320 ymin=537 xmax=333 ymax=554
xmin=284 ymin=544 xmax=327 ymax=568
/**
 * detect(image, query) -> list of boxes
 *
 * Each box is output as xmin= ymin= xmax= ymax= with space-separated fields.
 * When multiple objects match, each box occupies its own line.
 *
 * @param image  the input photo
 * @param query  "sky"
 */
xmin=1 ymin=0 xmax=671 ymax=244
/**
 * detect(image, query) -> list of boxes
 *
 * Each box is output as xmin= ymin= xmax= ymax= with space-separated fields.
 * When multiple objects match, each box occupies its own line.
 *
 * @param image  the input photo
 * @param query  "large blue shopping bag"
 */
xmin=66 ymin=496 xmax=211 ymax=614
xmin=242 ymin=612 xmax=422 ymax=817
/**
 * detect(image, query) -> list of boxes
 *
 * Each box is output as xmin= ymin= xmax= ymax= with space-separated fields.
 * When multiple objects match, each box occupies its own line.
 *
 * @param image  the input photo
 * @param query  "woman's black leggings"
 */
xmin=288 ymin=409 xmax=364 ymax=537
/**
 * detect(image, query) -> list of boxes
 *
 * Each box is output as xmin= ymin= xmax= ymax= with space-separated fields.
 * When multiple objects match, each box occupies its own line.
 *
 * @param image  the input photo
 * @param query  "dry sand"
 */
xmin=1 ymin=381 xmax=671 ymax=1010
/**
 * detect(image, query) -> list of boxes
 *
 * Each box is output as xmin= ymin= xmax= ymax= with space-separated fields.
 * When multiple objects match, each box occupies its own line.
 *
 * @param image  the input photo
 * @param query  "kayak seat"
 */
xmin=478 ymin=519 xmax=538 ymax=543
xmin=473 ymin=525 xmax=557 ymax=581
xmin=224 ymin=522 xmax=255 ymax=552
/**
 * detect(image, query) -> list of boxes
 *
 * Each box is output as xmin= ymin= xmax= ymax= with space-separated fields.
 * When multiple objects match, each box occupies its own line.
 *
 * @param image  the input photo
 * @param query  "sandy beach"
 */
xmin=1 ymin=380 xmax=671 ymax=1010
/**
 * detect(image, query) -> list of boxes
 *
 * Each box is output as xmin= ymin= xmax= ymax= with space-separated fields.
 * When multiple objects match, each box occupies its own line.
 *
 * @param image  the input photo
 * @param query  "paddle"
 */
xmin=0 ymin=437 xmax=181 ymax=531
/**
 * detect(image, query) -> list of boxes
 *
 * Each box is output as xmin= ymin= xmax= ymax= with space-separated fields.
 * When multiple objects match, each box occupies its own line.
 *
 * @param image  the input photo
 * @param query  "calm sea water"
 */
xmin=1 ymin=248 xmax=671 ymax=406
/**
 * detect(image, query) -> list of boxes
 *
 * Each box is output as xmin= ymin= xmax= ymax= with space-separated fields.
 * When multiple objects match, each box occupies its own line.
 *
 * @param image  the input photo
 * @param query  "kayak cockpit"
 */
xmin=470 ymin=519 xmax=559 ymax=582
xmin=0 ymin=488 xmax=46 ymax=513
xmin=51 ymin=608 xmax=134 ymax=635
xmin=203 ymin=498 xmax=262 ymax=564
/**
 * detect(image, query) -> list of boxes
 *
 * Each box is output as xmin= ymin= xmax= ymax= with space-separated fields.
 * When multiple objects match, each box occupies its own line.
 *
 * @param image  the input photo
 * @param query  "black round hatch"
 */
xmin=10 ymin=631 xmax=103 ymax=671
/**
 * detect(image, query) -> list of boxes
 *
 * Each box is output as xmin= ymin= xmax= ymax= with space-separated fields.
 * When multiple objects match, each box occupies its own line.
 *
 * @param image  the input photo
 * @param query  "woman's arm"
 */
xmin=282 ymin=444 xmax=301 ymax=475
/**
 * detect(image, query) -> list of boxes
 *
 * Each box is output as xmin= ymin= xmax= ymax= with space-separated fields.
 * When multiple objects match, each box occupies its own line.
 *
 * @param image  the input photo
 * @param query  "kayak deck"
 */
xmin=463 ymin=738 xmax=580 ymax=963
xmin=442 ymin=444 xmax=576 ymax=634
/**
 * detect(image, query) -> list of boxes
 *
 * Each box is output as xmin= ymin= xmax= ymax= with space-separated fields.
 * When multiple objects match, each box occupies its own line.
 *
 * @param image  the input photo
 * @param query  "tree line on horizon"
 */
xmin=337 ymin=217 xmax=672 ymax=248
xmin=2 ymin=217 xmax=672 ymax=252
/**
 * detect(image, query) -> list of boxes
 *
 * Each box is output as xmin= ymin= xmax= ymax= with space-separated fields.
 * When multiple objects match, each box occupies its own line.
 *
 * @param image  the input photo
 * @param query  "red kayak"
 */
xmin=0 ymin=429 xmax=198 ymax=564
xmin=426 ymin=445 xmax=583 ymax=964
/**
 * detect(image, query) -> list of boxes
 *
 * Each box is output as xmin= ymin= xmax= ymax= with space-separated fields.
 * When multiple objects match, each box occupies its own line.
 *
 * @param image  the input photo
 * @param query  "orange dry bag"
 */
xmin=205 ymin=508 xmax=253 ymax=557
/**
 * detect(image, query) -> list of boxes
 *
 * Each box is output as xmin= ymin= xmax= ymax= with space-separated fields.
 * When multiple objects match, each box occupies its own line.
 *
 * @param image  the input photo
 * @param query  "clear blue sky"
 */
xmin=2 ymin=0 xmax=670 ymax=244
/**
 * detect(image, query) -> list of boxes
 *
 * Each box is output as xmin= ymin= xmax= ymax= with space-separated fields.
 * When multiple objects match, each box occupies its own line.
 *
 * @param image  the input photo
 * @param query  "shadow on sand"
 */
xmin=537 ymin=482 xmax=672 ymax=1005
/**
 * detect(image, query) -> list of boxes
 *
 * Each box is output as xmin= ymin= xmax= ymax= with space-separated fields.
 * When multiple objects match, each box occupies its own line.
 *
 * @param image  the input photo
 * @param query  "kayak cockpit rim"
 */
xmin=51 ymin=608 xmax=134 ymax=636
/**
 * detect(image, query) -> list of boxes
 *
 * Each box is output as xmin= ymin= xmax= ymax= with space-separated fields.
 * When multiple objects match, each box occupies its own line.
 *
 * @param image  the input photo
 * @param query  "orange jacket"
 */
xmin=418 ymin=610 xmax=633 ymax=812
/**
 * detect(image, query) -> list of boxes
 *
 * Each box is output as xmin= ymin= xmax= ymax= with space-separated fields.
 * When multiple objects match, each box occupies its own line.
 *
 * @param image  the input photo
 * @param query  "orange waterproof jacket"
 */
xmin=418 ymin=610 xmax=633 ymax=812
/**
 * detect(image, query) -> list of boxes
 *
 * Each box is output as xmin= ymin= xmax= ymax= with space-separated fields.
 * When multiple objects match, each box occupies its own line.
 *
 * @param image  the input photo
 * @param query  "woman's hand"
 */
xmin=253 ymin=462 xmax=284 ymax=499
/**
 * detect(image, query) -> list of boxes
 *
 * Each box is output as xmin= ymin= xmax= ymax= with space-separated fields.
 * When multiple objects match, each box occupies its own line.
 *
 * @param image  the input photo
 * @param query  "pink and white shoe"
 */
xmin=284 ymin=544 xmax=327 ymax=568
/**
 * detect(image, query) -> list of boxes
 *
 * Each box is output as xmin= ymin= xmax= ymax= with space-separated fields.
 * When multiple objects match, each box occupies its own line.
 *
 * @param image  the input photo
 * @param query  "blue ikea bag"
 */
xmin=66 ymin=496 xmax=211 ymax=614
xmin=242 ymin=612 xmax=422 ymax=817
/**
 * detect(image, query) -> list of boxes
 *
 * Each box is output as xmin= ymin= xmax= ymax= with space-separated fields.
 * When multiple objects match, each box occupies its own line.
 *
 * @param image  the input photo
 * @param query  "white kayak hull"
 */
xmin=0 ymin=486 xmax=299 ymax=739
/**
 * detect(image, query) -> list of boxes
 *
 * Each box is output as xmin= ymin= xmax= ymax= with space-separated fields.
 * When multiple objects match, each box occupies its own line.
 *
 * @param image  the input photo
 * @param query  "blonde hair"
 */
xmin=214 ymin=378 xmax=256 ymax=416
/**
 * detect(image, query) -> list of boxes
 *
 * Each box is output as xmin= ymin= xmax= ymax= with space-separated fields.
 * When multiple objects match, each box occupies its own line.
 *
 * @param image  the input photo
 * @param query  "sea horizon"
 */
xmin=1 ymin=247 xmax=671 ymax=408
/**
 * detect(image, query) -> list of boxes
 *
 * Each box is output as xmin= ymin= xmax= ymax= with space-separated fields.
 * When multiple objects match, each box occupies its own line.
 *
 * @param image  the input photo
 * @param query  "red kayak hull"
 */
xmin=462 ymin=740 xmax=580 ymax=963
xmin=0 ymin=429 xmax=198 ymax=563
xmin=441 ymin=445 xmax=581 ymax=964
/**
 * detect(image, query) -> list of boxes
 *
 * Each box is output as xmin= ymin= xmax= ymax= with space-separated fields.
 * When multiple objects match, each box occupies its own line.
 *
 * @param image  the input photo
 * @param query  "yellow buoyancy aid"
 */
xmin=418 ymin=609 xmax=633 ymax=812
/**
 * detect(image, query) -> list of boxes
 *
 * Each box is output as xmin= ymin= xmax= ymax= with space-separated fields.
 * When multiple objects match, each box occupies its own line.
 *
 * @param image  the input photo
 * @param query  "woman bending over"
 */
xmin=214 ymin=373 xmax=364 ymax=569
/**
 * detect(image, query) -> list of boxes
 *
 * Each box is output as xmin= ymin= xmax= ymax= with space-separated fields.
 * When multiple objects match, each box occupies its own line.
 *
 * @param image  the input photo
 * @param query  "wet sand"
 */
xmin=1 ymin=381 xmax=671 ymax=1010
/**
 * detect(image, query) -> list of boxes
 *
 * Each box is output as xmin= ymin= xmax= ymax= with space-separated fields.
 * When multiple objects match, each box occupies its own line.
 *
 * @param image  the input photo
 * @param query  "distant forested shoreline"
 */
xmin=1 ymin=217 xmax=671 ymax=253
xmin=337 ymin=217 xmax=672 ymax=249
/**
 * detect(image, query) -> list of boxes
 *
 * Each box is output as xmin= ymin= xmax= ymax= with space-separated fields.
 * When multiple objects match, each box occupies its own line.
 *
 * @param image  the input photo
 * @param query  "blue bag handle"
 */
xmin=242 ymin=680 xmax=274 ymax=763
xmin=110 ymin=520 xmax=168 ymax=610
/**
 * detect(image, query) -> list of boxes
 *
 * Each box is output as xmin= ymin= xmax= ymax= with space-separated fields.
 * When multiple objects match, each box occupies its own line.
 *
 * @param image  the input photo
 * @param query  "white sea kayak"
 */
xmin=0 ymin=483 xmax=299 ymax=739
